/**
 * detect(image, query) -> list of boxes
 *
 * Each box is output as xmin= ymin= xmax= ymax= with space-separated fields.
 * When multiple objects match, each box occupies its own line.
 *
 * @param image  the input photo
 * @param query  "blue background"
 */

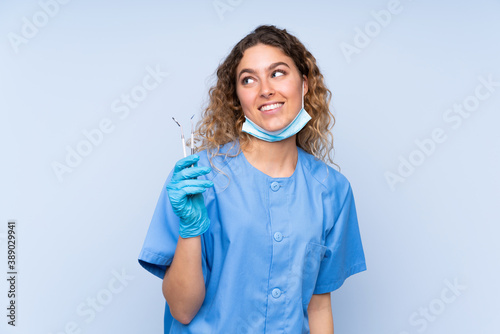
xmin=1 ymin=0 xmax=499 ymax=333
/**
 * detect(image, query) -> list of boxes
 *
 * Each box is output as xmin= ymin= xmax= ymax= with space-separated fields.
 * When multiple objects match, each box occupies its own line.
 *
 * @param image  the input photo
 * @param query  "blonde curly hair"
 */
xmin=193 ymin=25 xmax=338 ymax=170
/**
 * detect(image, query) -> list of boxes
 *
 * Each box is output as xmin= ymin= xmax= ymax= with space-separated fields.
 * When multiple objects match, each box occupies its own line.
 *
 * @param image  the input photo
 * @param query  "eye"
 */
xmin=272 ymin=69 xmax=286 ymax=78
xmin=242 ymin=76 xmax=255 ymax=85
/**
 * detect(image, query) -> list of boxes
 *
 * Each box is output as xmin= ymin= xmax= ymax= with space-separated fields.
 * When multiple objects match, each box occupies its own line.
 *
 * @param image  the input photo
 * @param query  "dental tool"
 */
xmin=172 ymin=117 xmax=187 ymax=157
xmin=172 ymin=115 xmax=196 ymax=157
xmin=190 ymin=114 xmax=195 ymax=155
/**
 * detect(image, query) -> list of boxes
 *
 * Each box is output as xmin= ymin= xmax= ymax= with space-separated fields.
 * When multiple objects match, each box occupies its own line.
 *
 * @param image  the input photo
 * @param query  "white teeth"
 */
xmin=260 ymin=103 xmax=283 ymax=111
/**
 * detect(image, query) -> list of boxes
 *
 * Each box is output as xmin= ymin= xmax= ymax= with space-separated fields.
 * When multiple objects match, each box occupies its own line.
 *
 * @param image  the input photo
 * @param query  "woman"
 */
xmin=138 ymin=25 xmax=366 ymax=333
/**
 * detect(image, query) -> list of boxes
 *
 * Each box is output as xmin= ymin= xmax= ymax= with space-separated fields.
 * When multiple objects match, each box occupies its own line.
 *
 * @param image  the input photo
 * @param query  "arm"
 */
xmin=308 ymin=292 xmax=334 ymax=334
xmin=162 ymin=154 xmax=213 ymax=325
xmin=163 ymin=235 xmax=205 ymax=325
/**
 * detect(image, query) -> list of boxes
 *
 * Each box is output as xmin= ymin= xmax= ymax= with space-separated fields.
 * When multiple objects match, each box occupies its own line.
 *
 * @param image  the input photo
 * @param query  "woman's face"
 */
xmin=235 ymin=44 xmax=308 ymax=134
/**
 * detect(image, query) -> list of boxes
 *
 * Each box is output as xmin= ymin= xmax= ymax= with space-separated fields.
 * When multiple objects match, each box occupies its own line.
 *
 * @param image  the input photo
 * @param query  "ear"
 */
xmin=302 ymin=75 xmax=309 ymax=96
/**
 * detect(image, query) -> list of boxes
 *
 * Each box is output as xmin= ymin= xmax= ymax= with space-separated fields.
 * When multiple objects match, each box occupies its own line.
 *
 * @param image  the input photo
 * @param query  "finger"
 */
xmin=172 ymin=166 xmax=211 ymax=181
xmin=181 ymin=185 xmax=212 ymax=195
xmin=174 ymin=154 xmax=200 ymax=172
xmin=169 ymin=179 xmax=214 ymax=190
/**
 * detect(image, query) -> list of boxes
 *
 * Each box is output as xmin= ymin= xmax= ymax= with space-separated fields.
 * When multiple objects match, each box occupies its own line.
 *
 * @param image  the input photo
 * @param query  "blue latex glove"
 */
xmin=166 ymin=154 xmax=214 ymax=238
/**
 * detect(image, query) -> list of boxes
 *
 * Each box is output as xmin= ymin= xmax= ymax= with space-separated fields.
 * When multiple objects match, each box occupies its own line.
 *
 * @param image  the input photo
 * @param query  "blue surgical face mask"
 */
xmin=241 ymin=81 xmax=311 ymax=142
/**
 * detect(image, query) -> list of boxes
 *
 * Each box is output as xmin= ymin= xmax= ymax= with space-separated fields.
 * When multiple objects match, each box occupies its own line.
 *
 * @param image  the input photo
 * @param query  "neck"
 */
xmin=241 ymin=135 xmax=298 ymax=178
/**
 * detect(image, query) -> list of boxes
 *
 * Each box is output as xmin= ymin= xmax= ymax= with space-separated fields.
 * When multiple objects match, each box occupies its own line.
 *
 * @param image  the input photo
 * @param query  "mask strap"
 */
xmin=301 ymin=79 xmax=305 ymax=109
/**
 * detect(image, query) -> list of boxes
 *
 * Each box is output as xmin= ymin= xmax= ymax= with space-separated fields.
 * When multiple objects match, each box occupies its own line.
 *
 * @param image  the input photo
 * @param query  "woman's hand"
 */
xmin=167 ymin=154 xmax=214 ymax=238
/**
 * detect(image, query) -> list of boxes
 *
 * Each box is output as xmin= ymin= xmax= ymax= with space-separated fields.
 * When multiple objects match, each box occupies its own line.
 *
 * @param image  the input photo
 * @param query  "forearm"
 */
xmin=308 ymin=293 xmax=334 ymax=334
xmin=309 ymin=308 xmax=334 ymax=334
xmin=163 ymin=235 xmax=206 ymax=325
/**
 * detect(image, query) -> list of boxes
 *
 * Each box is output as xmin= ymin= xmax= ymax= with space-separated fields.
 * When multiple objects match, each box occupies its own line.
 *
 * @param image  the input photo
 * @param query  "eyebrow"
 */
xmin=237 ymin=61 xmax=291 ymax=80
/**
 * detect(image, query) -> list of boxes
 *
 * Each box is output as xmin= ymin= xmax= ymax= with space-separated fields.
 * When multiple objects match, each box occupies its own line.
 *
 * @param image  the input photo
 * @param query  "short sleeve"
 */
xmin=138 ymin=170 xmax=180 ymax=279
xmin=313 ymin=183 xmax=367 ymax=294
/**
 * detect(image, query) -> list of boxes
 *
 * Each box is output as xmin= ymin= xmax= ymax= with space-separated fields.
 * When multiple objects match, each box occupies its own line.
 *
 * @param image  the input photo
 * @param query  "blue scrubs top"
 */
xmin=138 ymin=140 xmax=366 ymax=333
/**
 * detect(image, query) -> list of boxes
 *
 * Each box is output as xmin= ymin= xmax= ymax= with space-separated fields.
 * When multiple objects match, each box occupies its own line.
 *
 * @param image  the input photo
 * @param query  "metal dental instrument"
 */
xmin=172 ymin=115 xmax=196 ymax=157
xmin=172 ymin=117 xmax=187 ymax=157
xmin=190 ymin=114 xmax=195 ymax=155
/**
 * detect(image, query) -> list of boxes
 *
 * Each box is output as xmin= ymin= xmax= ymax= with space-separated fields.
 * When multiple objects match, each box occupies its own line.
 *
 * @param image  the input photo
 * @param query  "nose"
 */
xmin=259 ymin=79 xmax=274 ymax=98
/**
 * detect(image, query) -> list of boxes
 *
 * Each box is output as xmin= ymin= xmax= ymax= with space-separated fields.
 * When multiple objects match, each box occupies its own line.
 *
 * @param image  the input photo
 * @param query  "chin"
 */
xmin=266 ymin=122 xmax=289 ymax=132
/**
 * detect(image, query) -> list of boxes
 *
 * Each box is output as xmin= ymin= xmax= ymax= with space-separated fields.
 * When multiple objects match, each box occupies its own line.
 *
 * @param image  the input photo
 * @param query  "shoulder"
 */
xmin=298 ymin=147 xmax=352 ymax=198
xmin=195 ymin=141 xmax=241 ymax=181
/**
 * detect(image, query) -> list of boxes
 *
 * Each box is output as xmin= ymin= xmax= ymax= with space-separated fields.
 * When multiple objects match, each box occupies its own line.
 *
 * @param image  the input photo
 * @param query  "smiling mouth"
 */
xmin=259 ymin=102 xmax=284 ymax=112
